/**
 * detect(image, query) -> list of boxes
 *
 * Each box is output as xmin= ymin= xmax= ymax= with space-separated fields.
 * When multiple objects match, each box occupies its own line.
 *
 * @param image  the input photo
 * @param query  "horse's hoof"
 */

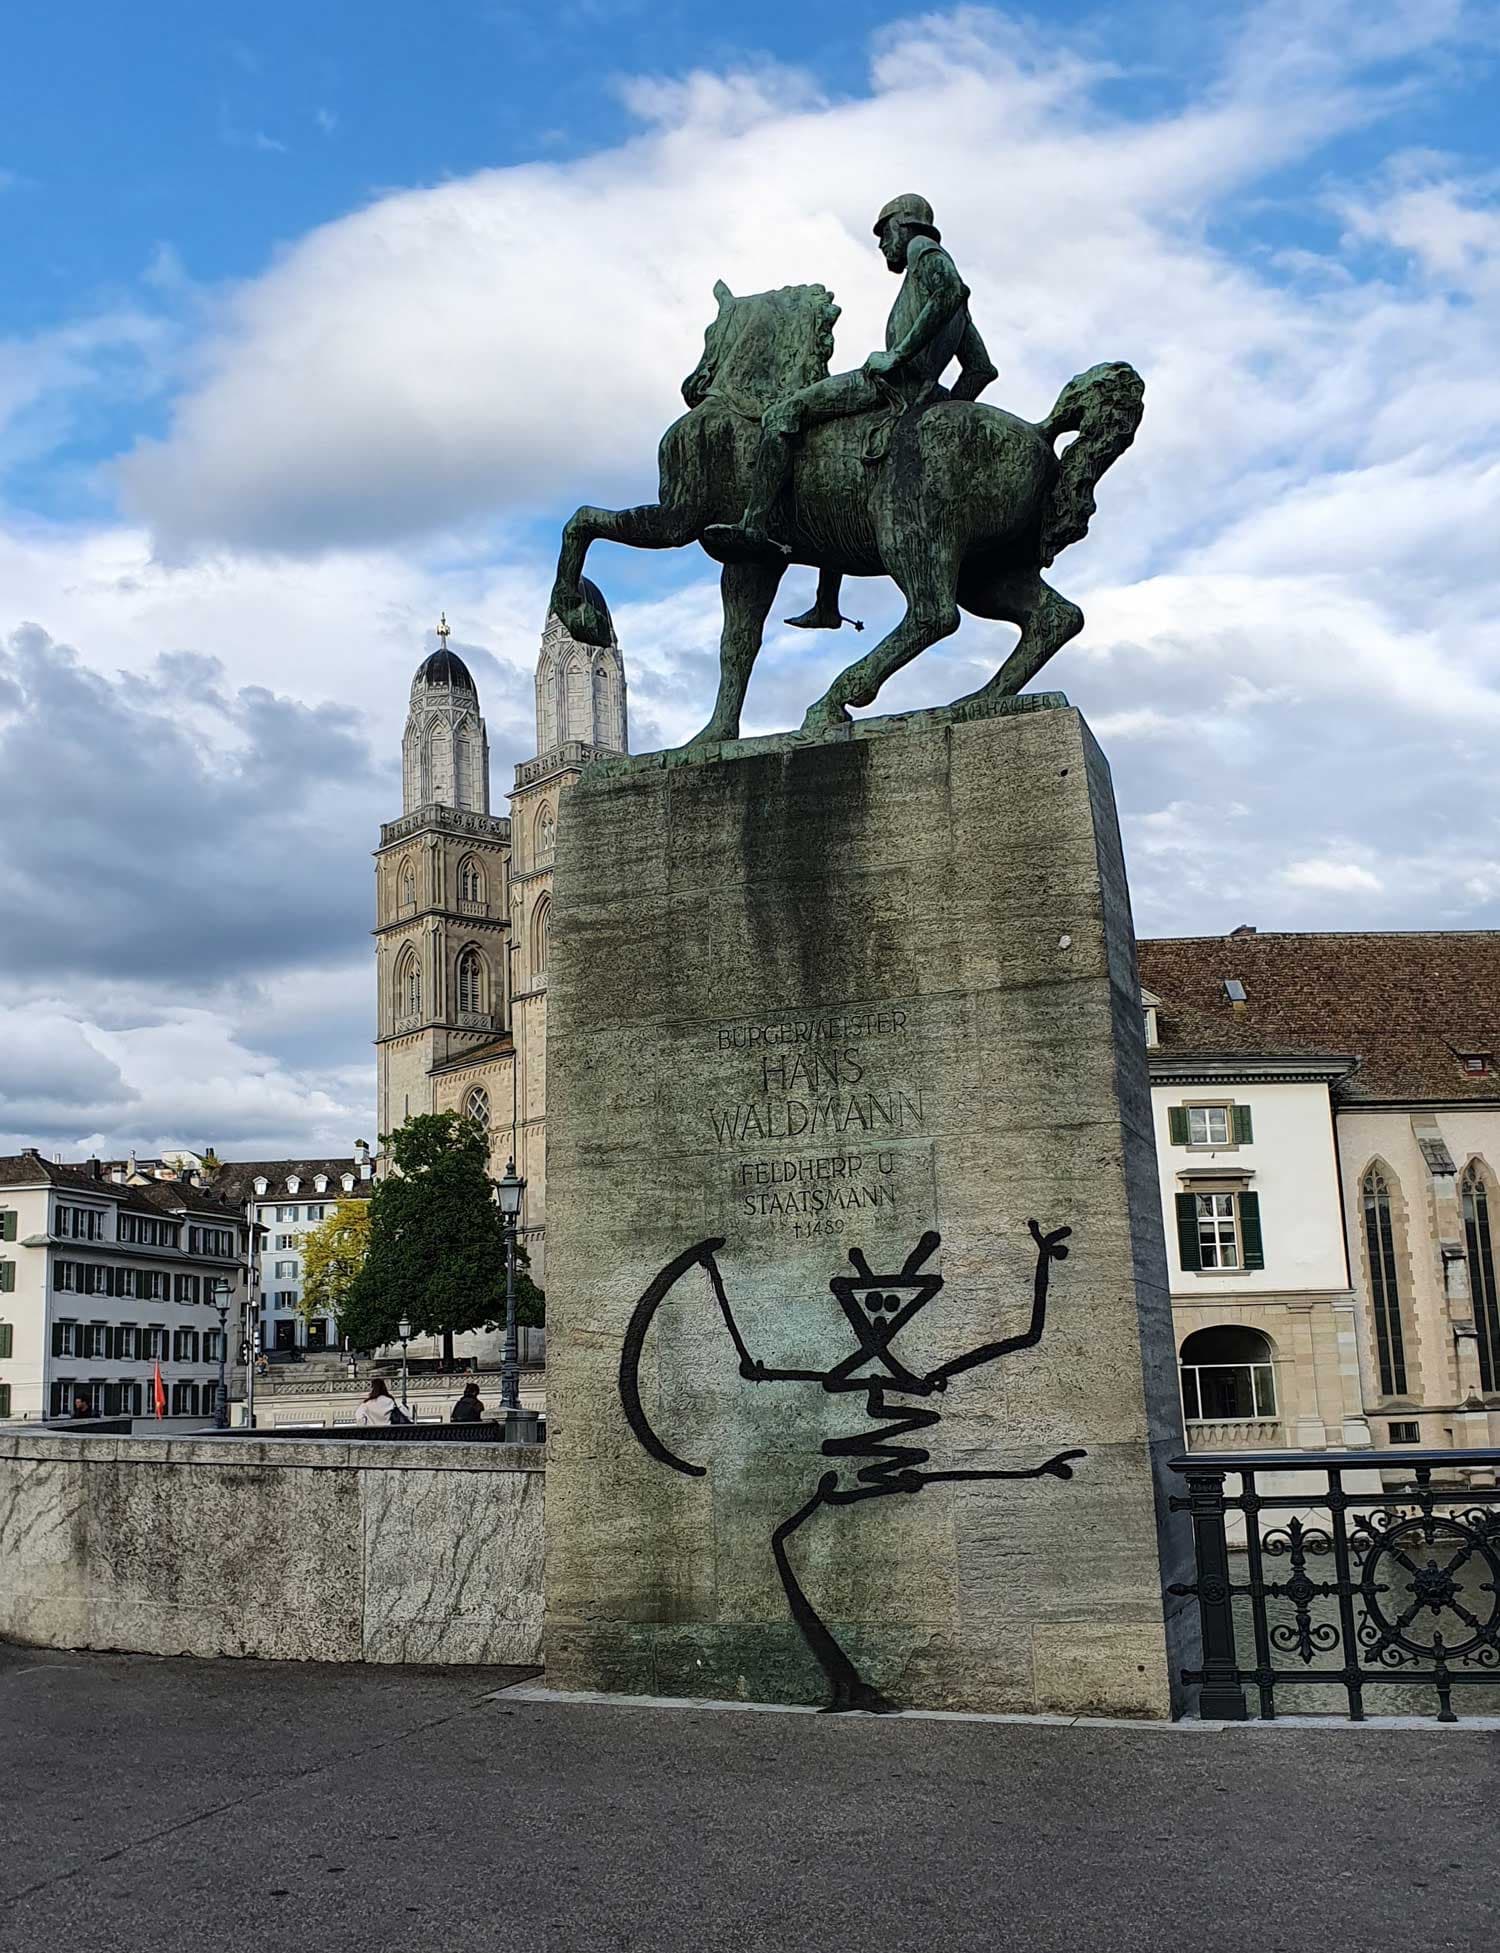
xmin=948 ymin=677 xmax=1010 ymax=711
xmin=800 ymin=699 xmax=852 ymax=733
xmin=681 ymin=722 xmax=735 ymax=749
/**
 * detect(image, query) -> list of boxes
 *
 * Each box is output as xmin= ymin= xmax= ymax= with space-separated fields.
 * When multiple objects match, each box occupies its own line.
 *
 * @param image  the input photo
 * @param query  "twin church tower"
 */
xmin=374 ymin=586 xmax=628 ymax=1280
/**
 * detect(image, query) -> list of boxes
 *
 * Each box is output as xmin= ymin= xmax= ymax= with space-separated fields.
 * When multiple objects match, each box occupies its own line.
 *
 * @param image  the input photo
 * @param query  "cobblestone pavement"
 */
xmin=1 ymin=1643 xmax=1495 ymax=1953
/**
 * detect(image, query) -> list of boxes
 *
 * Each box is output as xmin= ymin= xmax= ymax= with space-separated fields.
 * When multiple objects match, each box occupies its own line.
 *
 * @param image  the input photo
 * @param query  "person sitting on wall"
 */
xmin=450 ymin=1382 xmax=485 ymax=1424
xmin=355 ymin=1377 xmax=397 ymax=1426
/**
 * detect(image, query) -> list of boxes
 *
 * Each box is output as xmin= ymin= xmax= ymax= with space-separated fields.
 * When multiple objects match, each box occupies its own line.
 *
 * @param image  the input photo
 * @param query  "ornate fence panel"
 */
xmin=1169 ymin=1450 xmax=1500 ymax=1722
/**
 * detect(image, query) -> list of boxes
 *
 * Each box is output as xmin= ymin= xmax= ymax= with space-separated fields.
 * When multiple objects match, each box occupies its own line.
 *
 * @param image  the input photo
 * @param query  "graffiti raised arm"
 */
xmin=926 ymin=1218 xmax=1071 ymax=1386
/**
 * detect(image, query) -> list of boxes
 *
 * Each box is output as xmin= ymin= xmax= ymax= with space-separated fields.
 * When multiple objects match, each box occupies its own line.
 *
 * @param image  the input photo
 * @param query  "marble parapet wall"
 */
xmin=0 ymin=1432 xmax=544 ymax=1665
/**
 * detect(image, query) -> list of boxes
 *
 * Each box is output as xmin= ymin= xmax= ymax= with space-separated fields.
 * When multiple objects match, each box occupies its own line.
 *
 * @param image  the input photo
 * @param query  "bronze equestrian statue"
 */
xmin=549 ymin=192 xmax=1143 ymax=743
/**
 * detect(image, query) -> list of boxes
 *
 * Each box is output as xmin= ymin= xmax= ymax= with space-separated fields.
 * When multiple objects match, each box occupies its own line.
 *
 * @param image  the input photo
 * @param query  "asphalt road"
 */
xmin=1 ymin=1643 xmax=1496 ymax=1953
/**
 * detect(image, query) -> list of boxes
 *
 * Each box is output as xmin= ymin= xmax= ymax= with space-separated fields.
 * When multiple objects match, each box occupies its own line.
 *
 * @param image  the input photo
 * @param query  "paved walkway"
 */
xmin=1 ymin=1643 xmax=1494 ymax=1952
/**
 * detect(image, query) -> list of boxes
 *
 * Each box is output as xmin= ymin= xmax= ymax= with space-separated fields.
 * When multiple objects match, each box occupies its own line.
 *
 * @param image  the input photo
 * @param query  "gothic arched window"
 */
xmin=398 ymin=858 xmax=416 ymax=914
xmin=565 ymin=656 xmax=588 ymax=741
xmin=464 ymin=1085 xmax=491 ymax=1128
xmin=533 ymin=896 xmax=551 ymax=977
xmin=426 ymin=719 xmax=454 ymax=805
xmin=1361 ymin=1165 xmax=1409 ymax=1396
xmin=395 ymin=945 xmax=421 ymax=1021
xmin=1462 ymin=1163 xmax=1500 ymax=1392
xmin=535 ymin=802 xmax=555 ymax=864
xmin=457 ymin=946 xmax=485 ymax=1015
xmin=459 ymin=855 xmax=485 ymax=905
xmin=537 ymin=652 xmax=558 ymax=753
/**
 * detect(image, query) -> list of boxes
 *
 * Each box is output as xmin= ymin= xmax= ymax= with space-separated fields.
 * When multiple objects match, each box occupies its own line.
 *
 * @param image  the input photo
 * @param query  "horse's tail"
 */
xmin=1036 ymin=362 xmax=1144 ymax=567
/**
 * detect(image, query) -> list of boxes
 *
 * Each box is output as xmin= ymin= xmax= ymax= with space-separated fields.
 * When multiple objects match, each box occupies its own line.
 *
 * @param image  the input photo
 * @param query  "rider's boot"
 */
xmin=785 ymin=568 xmax=862 ymax=633
xmin=785 ymin=566 xmax=855 ymax=632
xmin=702 ymin=433 xmax=795 ymax=566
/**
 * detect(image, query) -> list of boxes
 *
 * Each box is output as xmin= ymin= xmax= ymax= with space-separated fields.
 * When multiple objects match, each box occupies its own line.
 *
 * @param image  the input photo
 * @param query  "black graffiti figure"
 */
xmin=619 ymin=1221 xmax=1084 ymax=1713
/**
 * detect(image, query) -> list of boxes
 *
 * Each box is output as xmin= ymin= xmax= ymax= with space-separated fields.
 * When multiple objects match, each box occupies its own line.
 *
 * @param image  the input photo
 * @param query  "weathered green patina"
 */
xmin=549 ymin=194 xmax=1143 ymax=742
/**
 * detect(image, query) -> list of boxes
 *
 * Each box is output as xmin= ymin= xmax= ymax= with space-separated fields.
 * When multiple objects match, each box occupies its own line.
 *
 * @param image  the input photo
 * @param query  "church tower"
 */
xmin=374 ymin=594 xmax=628 ymax=1291
xmin=375 ymin=618 xmax=512 ymax=1144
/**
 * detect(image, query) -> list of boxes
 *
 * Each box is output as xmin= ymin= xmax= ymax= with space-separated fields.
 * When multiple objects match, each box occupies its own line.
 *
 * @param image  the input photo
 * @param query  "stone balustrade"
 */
xmin=1184 ymin=1419 xmax=1283 ymax=1451
xmin=0 ymin=1430 xmax=544 ymax=1665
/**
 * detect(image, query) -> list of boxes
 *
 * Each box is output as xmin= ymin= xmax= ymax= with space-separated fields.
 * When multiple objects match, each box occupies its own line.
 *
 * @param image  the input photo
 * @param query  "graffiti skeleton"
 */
xmin=619 ymin=1221 xmax=1084 ymax=1713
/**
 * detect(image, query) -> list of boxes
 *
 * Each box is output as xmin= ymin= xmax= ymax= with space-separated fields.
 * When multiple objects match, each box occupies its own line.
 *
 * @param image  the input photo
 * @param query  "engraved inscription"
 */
xmin=711 ymin=1004 xmax=930 ymax=1231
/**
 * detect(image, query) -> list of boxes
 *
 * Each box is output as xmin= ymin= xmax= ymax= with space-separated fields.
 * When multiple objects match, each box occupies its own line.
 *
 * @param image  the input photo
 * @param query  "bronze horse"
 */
xmin=549 ymin=280 xmax=1143 ymax=742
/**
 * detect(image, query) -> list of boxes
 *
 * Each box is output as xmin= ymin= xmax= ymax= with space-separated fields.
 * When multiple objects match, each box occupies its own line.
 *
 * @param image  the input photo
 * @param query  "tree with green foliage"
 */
xmin=300 ymin=1200 xmax=372 ymax=1330
xmin=339 ymin=1111 xmax=543 ymax=1362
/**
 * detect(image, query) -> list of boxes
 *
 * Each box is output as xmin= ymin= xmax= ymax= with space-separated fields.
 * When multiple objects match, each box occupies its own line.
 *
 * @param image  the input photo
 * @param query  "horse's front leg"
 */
xmin=550 ymin=502 xmax=697 ymax=646
xmin=801 ymin=535 xmax=962 ymax=732
xmin=688 ymin=560 xmax=786 ymax=746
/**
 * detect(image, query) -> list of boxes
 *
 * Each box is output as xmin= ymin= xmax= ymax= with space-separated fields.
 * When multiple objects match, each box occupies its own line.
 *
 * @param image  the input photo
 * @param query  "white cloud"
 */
xmin=1281 ymin=858 xmax=1385 ymax=893
xmin=0 ymin=996 xmax=366 ymax=1160
xmin=116 ymin=0 xmax=1486 ymax=565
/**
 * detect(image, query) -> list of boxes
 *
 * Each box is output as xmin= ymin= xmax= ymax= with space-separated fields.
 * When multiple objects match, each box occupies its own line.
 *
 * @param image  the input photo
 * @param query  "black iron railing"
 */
xmin=1169 ymin=1449 xmax=1500 ymax=1723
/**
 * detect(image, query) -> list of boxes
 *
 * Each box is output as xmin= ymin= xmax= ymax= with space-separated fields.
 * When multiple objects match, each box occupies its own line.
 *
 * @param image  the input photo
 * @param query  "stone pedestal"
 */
xmin=544 ymin=702 xmax=1195 ymax=1716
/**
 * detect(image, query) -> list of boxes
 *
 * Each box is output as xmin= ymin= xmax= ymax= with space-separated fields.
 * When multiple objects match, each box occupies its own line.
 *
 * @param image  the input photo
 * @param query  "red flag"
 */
xmin=153 ymin=1360 xmax=167 ymax=1420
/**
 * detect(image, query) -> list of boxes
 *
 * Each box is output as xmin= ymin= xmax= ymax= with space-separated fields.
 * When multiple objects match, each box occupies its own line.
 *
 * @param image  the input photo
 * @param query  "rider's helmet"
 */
xmin=872 ymin=193 xmax=941 ymax=244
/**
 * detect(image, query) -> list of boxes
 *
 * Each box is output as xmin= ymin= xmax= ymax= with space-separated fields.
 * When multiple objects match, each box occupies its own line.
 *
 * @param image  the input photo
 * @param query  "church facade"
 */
xmin=374 ymin=596 xmax=627 ymax=1283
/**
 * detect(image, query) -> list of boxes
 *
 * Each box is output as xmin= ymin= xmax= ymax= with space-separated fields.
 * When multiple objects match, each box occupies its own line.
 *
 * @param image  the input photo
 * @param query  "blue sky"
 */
xmin=2 ymin=0 xmax=1498 ymax=1154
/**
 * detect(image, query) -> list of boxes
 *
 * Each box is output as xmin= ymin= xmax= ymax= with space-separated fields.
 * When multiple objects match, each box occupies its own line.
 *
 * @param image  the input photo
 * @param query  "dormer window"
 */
xmin=1140 ymin=988 xmax=1161 ymax=1050
xmin=1459 ymin=1052 xmax=1492 ymax=1077
xmin=252 ymin=1177 xmax=267 ymax=1197
xmin=287 ymin=1176 xmax=301 ymax=1194
xmin=314 ymin=1174 xmax=328 ymax=1193
xmin=342 ymin=1173 xmax=355 ymax=1192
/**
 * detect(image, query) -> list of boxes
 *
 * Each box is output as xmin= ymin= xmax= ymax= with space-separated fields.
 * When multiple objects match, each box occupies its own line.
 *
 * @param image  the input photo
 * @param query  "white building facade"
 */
xmin=1141 ymin=930 xmax=1500 ymax=1464
xmin=0 ymin=1153 xmax=255 ymax=1422
xmin=210 ymin=1150 xmax=375 ymax=1352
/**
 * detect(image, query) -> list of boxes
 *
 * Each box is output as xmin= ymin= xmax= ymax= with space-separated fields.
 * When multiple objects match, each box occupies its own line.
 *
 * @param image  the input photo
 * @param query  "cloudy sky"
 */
xmin=3 ymin=0 xmax=1498 ymax=1159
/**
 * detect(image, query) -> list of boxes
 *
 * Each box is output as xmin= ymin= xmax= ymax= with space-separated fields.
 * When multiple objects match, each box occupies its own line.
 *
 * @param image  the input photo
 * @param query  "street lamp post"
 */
xmin=497 ymin=1158 xmax=526 ymax=1414
xmin=211 ymin=1279 xmax=231 ymax=1430
xmin=397 ymin=1315 xmax=412 ymax=1409
xmin=243 ymin=1299 xmax=261 ymax=1431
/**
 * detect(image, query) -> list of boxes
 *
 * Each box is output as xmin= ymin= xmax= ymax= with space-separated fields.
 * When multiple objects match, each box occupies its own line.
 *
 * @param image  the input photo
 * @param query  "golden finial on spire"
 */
xmin=436 ymin=610 xmax=450 ymax=647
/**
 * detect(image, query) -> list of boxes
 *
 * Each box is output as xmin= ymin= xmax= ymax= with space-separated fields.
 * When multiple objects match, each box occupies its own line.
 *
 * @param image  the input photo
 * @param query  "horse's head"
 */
xmin=682 ymin=280 xmax=839 ymax=413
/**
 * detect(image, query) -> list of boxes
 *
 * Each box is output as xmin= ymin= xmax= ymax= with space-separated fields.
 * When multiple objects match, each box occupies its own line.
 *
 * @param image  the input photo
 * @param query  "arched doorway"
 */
xmin=1179 ymin=1325 xmax=1277 ymax=1424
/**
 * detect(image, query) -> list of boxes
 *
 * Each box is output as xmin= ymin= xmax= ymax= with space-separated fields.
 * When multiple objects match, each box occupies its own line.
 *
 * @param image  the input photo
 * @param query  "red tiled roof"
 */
xmin=1137 ymin=931 xmax=1500 ymax=1103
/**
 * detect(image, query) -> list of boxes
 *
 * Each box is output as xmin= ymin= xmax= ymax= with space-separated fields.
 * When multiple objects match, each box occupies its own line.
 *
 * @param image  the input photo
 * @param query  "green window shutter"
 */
xmin=0 ymin=1261 xmax=13 ymax=1293
xmin=1175 ymin=1192 xmax=1201 ymax=1272
xmin=1 ymin=1210 xmax=16 ymax=1241
xmin=1239 ymin=1191 xmax=1264 ymax=1270
xmin=0 ymin=1324 xmax=11 ymax=1358
xmin=1232 ymin=1104 xmax=1254 ymax=1145
xmin=1167 ymin=1107 xmax=1190 ymax=1145
xmin=52 ymin=1322 xmax=64 ymax=1357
